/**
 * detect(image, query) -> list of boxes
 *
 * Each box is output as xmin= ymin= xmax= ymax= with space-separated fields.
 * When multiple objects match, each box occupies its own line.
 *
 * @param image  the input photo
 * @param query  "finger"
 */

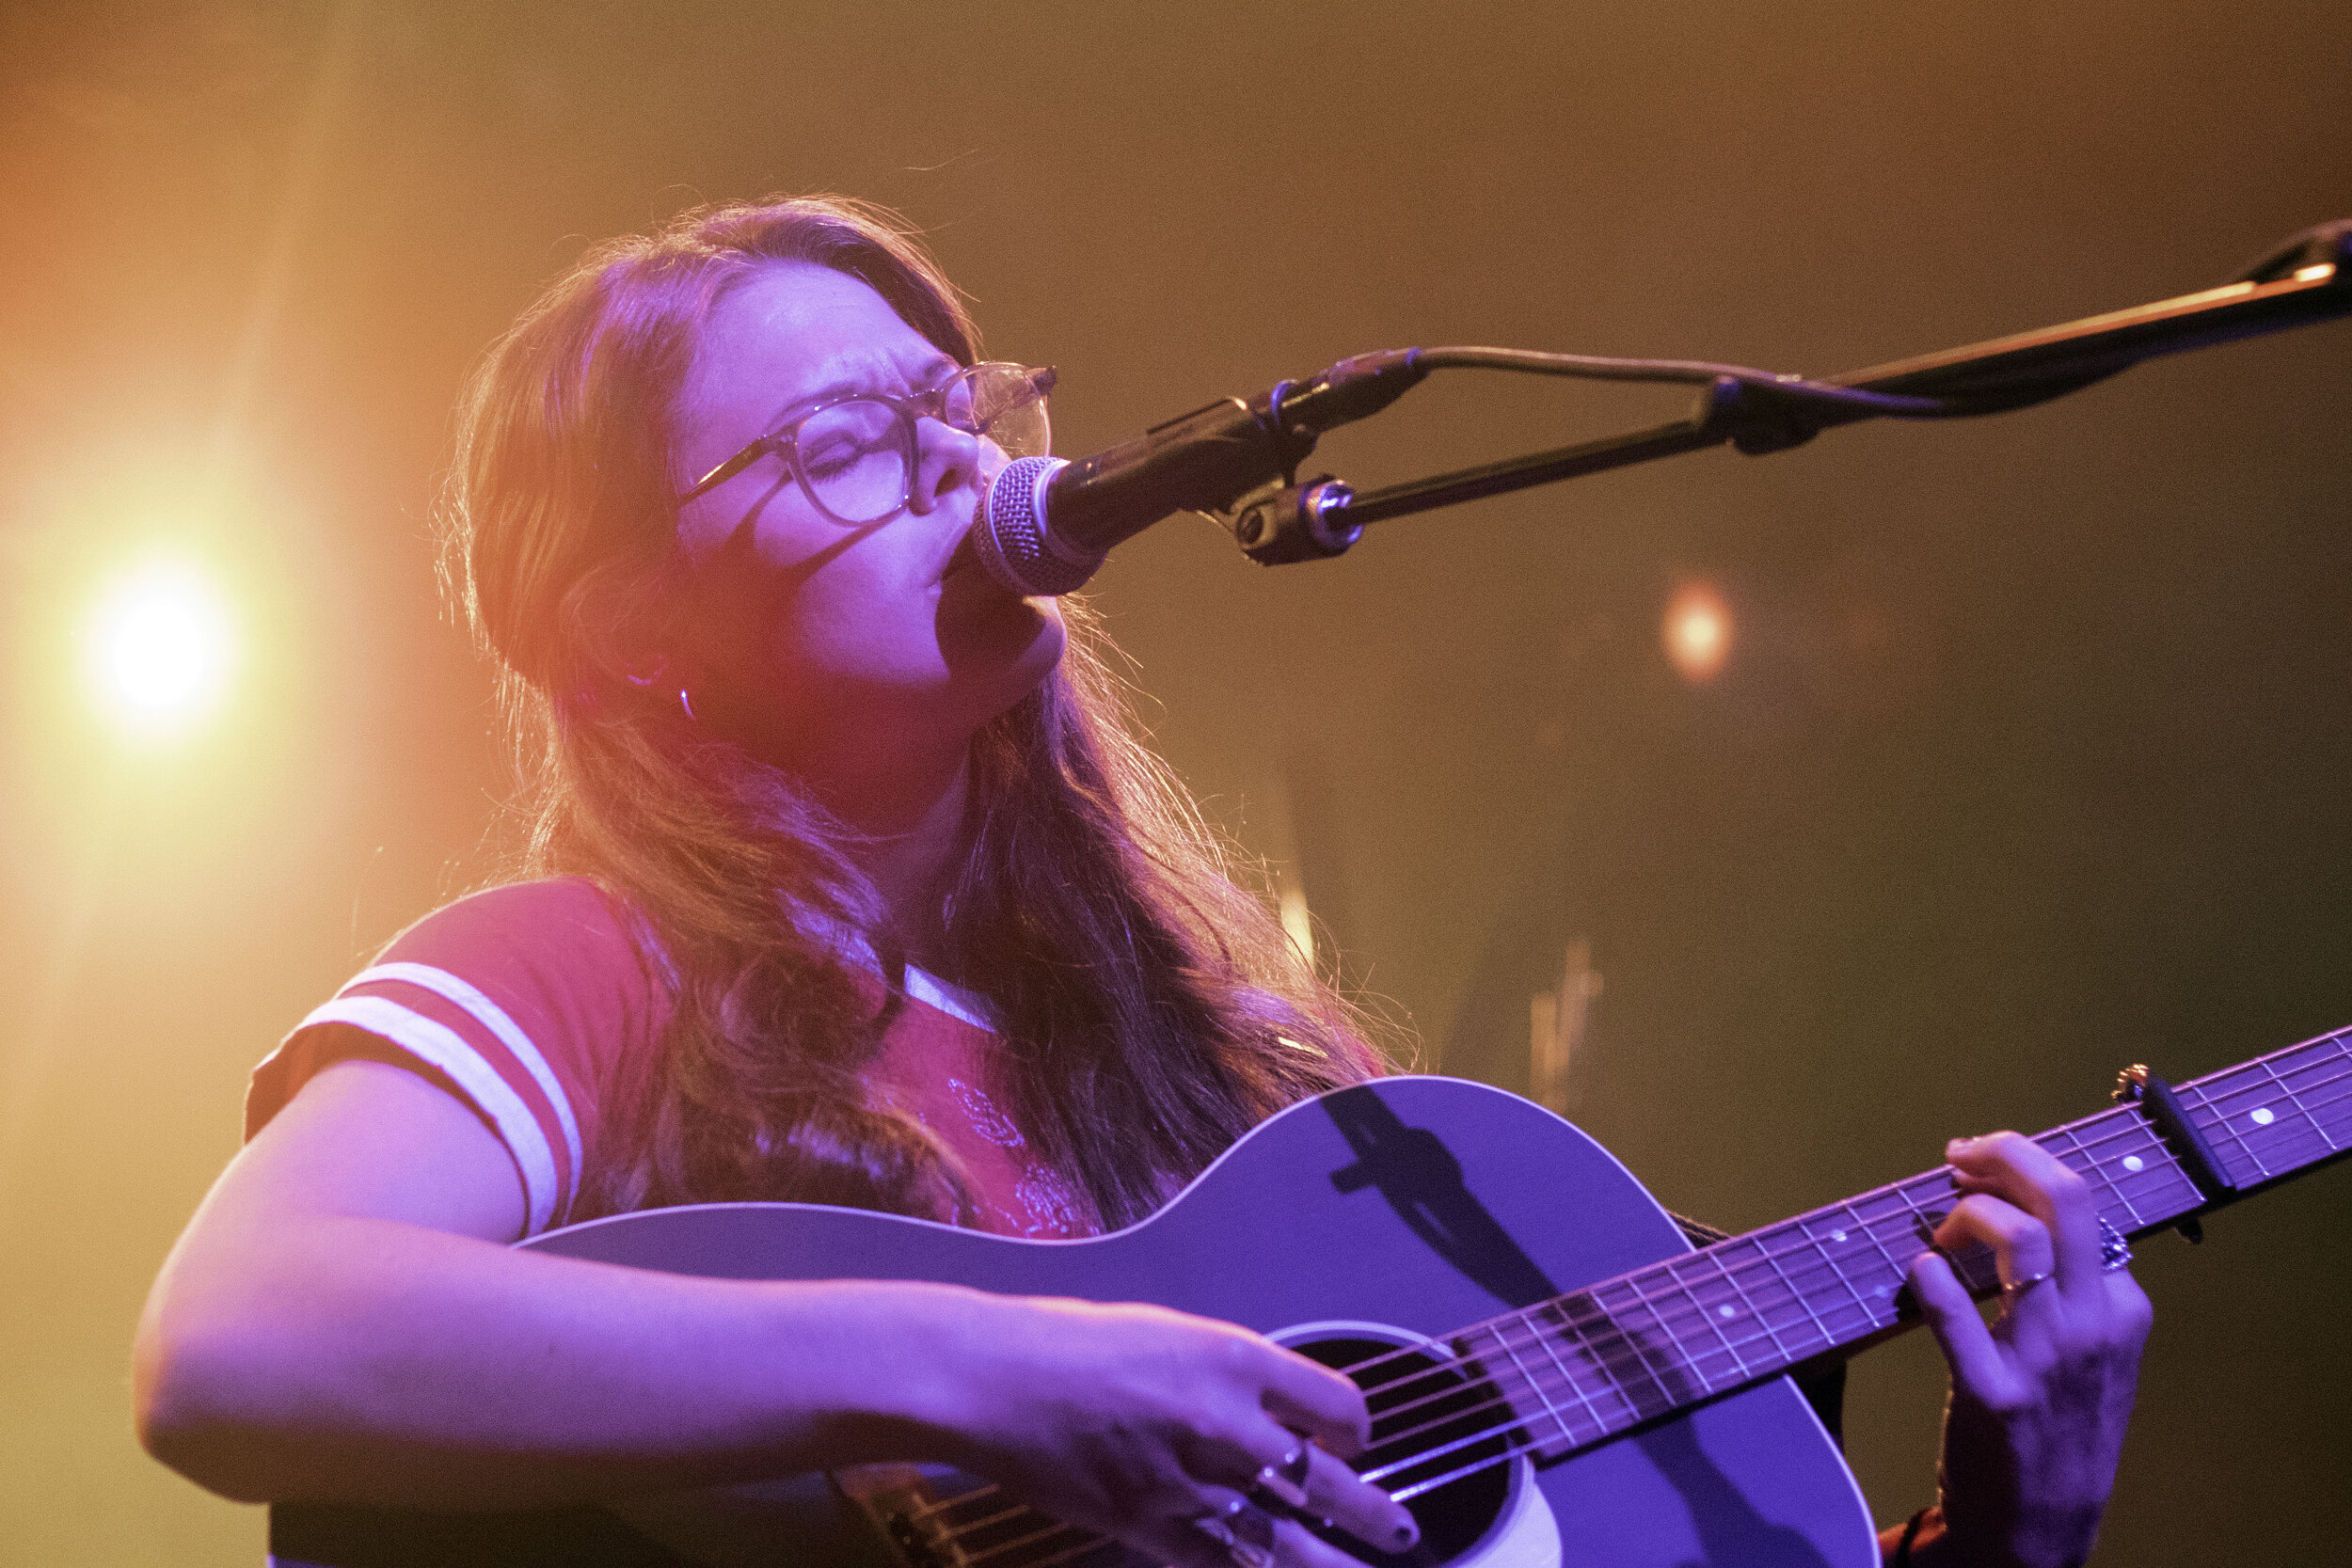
xmin=1946 ymin=1131 xmax=2104 ymax=1291
xmin=1235 ymin=1435 xmax=1314 ymax=1512
xmin=1248 ymin=1344 xmax=1374 ymax=1458
xmin=1270 ymin=1513 xmax=1403 ymax=1568
xmin=1907 ymin=1249 xmax=2015 ymax=1402
xmin=1193 ymin=1418 xmax=1415 ymax=1557
xmin=1136 ymin=1505 xmax=1245 ymax=1568
xmin=1289 ymin=1441 xmax=1419 ymax=1557
xmin=1931 ymin=1190 xmax=2057 ymax=1303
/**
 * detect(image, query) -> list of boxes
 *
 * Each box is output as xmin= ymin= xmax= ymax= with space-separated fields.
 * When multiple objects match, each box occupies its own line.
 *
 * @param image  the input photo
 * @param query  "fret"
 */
xmin=1661 ymin=1260 xmax=1754 ymax=1394
xmin=1673 ymin=1240 xmax=1768 ymax=1363
xmin=1525 ymin=1302 xmax=1616 ymax=1444
xmin=2180 ymin=1071 xmax=2268 ymax=1189
xmin=1637 ymin=1256 xmax=1730 ymax=1394
xmin=1477 ymin=1313 xmax=1578 ymax=1454
xmin=1845 ymin=1187 xmax=1925 ymax=1286
xmin=1758 ymin=1239 xmax=1836 ymax=1354
xmin=1606 ymin=1268 xmax=1714 ymax=1415
xmin=2039 ymin=1109 xmax=2201 ymax=1232
xmin=1553 ymin=1286 xmax=1678 ymax=1428
xmin=2051 ymin=1117 xmax=2159 ymax=1231
xmin=1732 ymin=1234 xmax=1833 ymax=1360
xmin=1637 ymin=1261 xmax=1740 ymax=1403
xmin=1796 ymin=1208 xmax=1898 ymax=1337
xmin=2179 ymin=1029 xmax=2352 ymax=1190
xmin=1765 ymin=1226 xmax=1863 ymax=1342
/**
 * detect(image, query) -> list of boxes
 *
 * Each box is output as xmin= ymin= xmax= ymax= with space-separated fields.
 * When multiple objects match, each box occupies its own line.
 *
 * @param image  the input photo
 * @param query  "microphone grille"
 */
xmin=972 ymin=456 xmax=1098 ymax=595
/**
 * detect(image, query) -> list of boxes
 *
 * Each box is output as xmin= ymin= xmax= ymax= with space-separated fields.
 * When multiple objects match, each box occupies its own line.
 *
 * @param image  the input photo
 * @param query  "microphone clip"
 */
xmin=1223 ymin=477 xmax=1364 ymax=565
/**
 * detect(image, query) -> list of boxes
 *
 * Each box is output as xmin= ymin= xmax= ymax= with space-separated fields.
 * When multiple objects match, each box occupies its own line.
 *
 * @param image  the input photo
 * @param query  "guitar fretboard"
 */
xmin=1373 ymin=1024 xmax=2352 ymax=1498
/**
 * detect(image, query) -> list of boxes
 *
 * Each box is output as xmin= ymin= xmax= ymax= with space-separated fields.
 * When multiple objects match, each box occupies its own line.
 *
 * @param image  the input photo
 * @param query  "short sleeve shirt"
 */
xmin=246 ymin=878 xmax=1090 ymax=1240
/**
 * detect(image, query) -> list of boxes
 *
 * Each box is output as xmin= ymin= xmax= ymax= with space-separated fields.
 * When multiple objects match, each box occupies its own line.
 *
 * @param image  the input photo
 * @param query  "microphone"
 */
xmin=965 ymin=348 xmax=1429 ymax=595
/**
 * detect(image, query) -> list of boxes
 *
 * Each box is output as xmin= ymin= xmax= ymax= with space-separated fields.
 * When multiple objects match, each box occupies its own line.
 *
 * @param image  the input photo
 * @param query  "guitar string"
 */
xmin=1354 ymin=1200 xmax=1963 ymax=1478
xmin=1343 ymin=1108 xmax=2218 ymax=1471
xmin=1343 ymin=1119 xmax=2195 ymax=1466
xmin=1039 ymin=1066 xmax=2352 ymax=1544
xmin=1233 ymin=1058 xmax=2341 ymax=1418
xmin=1330 ymin=1097 xmax=2186 ymax=1402
xmin=1089 ymin=1111 xmax=2181 ymax=1477
xmin=912 ymin=1049 xmax=2352 ymax=1557
xmin=1330 ymin=1102 xmax=2186 ymax=1447
xmin=914 ymin=1178 xmax=1994 ymax=1561
xmin=1362 ymin=1070 xmax=2352 ymax=1488
xmin=2182 ymin=1065 xmax=2352 ymax=1185
xmin=927 ymin=1124 xmax=2332 ymax=1558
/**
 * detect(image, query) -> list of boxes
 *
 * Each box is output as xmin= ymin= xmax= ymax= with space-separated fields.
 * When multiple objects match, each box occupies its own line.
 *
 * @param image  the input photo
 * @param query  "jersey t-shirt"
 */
xmin=246 ymin=878 xmax=1090 ymax=1240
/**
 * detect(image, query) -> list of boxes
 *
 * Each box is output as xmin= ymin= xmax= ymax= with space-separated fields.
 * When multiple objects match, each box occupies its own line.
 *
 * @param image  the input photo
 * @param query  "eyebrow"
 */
xmin=758 ymin=357 xmax=961 ymax=434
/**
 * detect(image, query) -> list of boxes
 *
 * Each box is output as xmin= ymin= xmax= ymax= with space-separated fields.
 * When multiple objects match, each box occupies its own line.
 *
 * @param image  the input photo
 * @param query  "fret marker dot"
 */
xmin=1830 ymin=1229 xmax=1848 ymax=1243
xmin=2250 ymin=1107 xmax=2275 ymax=1126
xmin=1718 ymin=1305 xmax=1737 ymax=1320
xmin=2121 ymin=1155 xmax=2144 ymax=1173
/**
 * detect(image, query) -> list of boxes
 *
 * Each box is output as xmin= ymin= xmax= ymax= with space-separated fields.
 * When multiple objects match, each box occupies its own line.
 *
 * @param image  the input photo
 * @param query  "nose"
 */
xmin=907 ymin=416 xmax=982 ymax=517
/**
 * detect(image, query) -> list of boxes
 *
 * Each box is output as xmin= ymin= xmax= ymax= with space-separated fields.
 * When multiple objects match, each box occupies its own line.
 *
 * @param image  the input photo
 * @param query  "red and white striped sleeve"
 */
xmin=247 ymin=878 xmax=663 ymax=1236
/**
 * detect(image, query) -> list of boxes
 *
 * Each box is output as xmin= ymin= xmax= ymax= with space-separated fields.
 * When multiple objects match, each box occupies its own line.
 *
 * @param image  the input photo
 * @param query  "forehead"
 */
xmin=682 ymin=261 xmax=949 ymax=426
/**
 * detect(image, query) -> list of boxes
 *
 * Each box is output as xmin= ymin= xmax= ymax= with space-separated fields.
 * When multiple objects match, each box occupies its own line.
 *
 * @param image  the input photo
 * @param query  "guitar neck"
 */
xmin=1453 ymin=1024 xmax=2352 ymax=1464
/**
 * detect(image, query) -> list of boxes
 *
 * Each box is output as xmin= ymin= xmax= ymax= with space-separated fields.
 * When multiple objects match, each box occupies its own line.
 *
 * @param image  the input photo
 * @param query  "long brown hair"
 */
xmin=443 ymin=196 xmax=1389 ymax=1229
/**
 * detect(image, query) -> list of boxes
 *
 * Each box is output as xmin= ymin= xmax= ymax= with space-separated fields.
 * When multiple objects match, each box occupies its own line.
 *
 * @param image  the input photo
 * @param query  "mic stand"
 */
xmin=1221 ymin=219 xmax=2352 ymax=566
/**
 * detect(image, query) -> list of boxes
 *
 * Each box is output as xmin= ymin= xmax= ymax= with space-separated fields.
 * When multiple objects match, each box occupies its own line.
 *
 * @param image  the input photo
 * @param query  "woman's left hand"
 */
xmin=1904 ymin=1131 xmax=2155 ymax=1568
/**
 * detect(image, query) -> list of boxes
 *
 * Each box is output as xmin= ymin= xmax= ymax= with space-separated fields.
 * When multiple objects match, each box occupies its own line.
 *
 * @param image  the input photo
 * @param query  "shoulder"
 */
xmin=249 ymin=877 xmax=668 ymax=1236
xmin=358 ymin=876 xmax=665 ymax=1050
xmin=381 ymin=876 xmax=647 ymax=973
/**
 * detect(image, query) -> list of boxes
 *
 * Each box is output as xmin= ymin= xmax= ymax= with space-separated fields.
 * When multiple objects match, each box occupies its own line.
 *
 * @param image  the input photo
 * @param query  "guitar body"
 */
xmin=273 ymin=1078 xmax=1879 ymax=1567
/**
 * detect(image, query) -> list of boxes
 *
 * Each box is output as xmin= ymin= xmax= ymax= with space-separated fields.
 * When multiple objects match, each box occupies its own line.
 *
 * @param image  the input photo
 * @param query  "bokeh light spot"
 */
xmin=1663 ymin=580 xmax=1731 ymax=683
xmin=82 ymin=558 xmax=237 ymax=738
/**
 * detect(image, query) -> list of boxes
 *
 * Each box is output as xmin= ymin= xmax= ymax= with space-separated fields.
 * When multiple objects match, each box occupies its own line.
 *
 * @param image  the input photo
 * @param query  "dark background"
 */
xmin=2 ymin=3 xmax=2346 ymax=1562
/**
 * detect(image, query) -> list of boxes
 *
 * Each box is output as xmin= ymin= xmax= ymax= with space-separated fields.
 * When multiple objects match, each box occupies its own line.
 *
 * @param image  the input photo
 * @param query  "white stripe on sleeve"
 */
xmin=347 ymin=961 xmax=587 ymax=1222
xmin=905 ymin=965 xmax=997 ymax=1033
xmin=295 ymin=994 xmax=562 ymax=1236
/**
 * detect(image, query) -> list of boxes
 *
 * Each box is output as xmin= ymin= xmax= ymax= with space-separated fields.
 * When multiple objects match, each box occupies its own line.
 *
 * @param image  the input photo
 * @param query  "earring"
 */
xmin=677 ymin=686 xmax=697 ymax=722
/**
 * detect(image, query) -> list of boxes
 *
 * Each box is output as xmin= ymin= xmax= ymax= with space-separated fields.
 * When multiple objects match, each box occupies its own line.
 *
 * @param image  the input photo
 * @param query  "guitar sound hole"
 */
xmin=1293 ymin=1334 xmax=1513 ymax=1566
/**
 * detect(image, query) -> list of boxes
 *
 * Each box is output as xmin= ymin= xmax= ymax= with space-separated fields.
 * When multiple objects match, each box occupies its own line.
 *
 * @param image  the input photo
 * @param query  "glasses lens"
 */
xmin=955 ymin=364 xmax=1053 ymax=460
xmin=797 ymin=401 xmax=909 ymax=522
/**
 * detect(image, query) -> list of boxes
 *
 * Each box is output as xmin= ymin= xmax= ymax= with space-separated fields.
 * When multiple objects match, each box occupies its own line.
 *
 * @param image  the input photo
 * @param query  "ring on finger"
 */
xmin=1190 ymin=1519 xmax=1272 ymax=1568
xmin=1251 ymin=1442 xmax=1314 ymax=1504
xmin=1999 ymin=1268 xmax=2053 ymax=1299
xmin=1193 ymin=1498 xmax=1279 ymax=1566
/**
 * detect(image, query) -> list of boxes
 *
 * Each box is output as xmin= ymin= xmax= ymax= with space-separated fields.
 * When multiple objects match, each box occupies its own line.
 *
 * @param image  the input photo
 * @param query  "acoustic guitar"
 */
xmin=269 ymin=1024 xmax=2350 ymax=1568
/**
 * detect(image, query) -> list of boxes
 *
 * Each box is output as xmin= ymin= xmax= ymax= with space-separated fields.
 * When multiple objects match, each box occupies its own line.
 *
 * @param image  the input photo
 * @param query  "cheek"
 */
xmin=769 ymin=569 xmax=947 ymax=685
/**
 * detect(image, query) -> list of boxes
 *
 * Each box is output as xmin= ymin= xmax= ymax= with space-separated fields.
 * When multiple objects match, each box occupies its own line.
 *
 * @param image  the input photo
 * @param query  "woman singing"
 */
xmin=135 ymin=196 xmax=2152 ymax=1568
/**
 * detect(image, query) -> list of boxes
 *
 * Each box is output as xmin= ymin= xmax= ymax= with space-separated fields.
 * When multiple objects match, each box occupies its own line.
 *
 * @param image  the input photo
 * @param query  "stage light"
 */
xmin=83 ymin=558 xmax=237 ymax=738
xmin=1663 ymin=581 xmax=1731 ymax=683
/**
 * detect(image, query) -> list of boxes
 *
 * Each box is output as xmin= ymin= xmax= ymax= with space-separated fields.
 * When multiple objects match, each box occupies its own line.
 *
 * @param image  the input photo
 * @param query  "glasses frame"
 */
xmin=676 ymin=360 xmax=1057 ymax=522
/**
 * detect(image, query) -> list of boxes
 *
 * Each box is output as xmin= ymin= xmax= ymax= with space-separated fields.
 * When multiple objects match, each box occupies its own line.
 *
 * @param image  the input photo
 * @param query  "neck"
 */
xmin=803 ymin=743 xmax=973 ymax=975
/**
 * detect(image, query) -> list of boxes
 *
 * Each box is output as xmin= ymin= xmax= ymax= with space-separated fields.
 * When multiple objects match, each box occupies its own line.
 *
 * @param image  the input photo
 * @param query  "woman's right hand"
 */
xmin=926 ymin=1292 xmax=1421 ymax=1568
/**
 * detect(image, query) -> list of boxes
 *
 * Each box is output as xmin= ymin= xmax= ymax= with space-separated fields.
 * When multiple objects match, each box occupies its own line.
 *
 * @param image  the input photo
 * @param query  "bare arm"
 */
xmin=135 ymin=1059 xmax=978 ymax=1508
xmin=134 ymin=1060 xmax=1416 ymax=1564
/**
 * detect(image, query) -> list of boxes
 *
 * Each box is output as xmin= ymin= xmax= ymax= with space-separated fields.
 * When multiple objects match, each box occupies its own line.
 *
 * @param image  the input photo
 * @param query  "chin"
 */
xmin=938 ymin=575 xmax=1066 ymax=691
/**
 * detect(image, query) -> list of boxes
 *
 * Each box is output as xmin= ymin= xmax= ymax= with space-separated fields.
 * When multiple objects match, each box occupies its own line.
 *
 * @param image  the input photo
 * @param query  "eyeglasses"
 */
xmin=678 ymin=361 xmax=1057 ymax=524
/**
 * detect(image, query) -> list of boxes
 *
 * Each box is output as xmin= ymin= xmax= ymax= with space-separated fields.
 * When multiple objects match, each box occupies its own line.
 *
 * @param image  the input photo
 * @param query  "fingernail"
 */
xmin=1947 ymin=1135 xmax=1975 ymax=1154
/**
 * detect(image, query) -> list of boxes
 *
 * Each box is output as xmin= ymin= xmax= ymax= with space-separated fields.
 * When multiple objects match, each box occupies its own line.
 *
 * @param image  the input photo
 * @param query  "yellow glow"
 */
xmin=1663 ymin=581 xmax=1731 ymax=682
xmin=82 ymin=558 xmax=238 ymax=738
xmin=2292 ymin=262 xmax=2336 ymax=283
xmin=1279 ymin=881 xmax=1314 ymax=970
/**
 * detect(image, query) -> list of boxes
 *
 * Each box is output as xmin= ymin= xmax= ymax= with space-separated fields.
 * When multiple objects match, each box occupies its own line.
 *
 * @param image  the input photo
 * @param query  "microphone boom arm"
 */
xmin=1222 ymin=218 xmax=2352 ymax=566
